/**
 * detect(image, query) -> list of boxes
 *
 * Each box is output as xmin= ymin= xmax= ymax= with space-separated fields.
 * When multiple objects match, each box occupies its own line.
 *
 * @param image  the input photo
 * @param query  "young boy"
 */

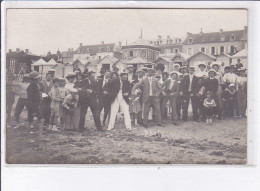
xmin=203 ymin=91 xmax=216 ymax=125
xmin=48 ymin=78 xmax=61 ymax=132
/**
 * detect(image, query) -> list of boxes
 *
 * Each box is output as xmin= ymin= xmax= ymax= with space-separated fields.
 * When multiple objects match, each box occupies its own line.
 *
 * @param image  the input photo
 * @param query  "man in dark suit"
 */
xmin=161 ymin=71 xmax=180 ymax=125
xmin=39 ymin=73 xmax=53 ymax=126
xmin=103 ymin=72 xmax=132 ymax=130
xmin=77 ymin=71 xmax=102 ymax=132
xmin=180 ymin=66 xmax=200 ymax=122
xmin=97 ymin=70 xmax=111 ymax=126
xmin=132 ymin=68 xmax=163 ymax=128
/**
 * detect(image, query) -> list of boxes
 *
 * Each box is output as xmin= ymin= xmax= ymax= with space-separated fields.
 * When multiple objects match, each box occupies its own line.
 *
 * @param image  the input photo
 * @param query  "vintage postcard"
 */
xmin=4 ymin=8 xmax=248 ymax=164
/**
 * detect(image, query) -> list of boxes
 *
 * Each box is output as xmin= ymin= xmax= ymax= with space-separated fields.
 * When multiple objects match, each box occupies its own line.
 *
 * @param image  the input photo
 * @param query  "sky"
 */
xmin=6 ymin=9 xmax=247 ymax=55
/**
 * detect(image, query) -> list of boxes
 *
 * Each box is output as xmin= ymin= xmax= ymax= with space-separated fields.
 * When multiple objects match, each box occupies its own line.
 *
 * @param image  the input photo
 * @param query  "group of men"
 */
xmin=7 ymin=58 xmax=247 ymax=132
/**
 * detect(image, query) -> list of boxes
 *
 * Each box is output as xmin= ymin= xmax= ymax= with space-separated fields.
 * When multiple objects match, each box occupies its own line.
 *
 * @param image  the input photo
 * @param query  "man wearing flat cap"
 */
xmin=132 ymin=68 xmax=163 ymax=128
xmin=180 ymin=66 xmax=200 ymax=122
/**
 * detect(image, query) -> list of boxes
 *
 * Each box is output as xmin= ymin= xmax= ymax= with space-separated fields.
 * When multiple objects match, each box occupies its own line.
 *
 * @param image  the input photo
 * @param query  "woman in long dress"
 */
xmin=211 ymin=62 xmax=224 ymax=118
xmin=62 ymin=88 xmax=80 ymax=130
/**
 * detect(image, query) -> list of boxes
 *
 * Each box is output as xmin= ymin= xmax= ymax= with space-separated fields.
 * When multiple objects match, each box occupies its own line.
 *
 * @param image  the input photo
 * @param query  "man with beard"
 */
xmin=77 ymin=71 xmax=103 ymax=132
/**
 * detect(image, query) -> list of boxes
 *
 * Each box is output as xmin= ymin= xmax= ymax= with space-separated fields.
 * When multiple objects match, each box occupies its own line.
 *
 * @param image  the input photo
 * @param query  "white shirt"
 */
xmin=46 ymin=81 xmax=51 ymax=87
xmin=169 ymin=79 xmax=175 ymax=90
xmin=188 ymin=75 xmax=194 ymax=92
xmin=148 ymin=77 xmax=153 ymax=96
xmin=64 ymin=83 xmax=74 ymax=95
xmin=223 ymin=73 xmax=238 ymax=84
xmin=128 ymin=73 xmax=133 ymax=82
xmin=103 ymin=78 xmax=108 ymax=87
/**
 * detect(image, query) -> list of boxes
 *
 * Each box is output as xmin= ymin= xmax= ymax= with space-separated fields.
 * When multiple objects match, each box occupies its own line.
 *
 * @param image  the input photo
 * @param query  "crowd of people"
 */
xmin=6 ymin=59 xmax=247 ymax=133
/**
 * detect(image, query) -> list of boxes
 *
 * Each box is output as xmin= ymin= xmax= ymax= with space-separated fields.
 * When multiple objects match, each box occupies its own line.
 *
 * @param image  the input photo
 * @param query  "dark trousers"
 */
xmin=176 ymin=96 xmax=182 ymax=120
xmin=160 ymin=96 xmax=168 ymax=119
xmin=27 ymin=105 xmax=42 ymax=123
xmin=182 ymin=95 xmax=199 ymax=121
xmin=161 ymin=96 xmax=178 ymax=122
xmin=14 ymin=98 xmax=27 ymax=123
xmin=143 ymin=96 xmax=161 ymax=126
xmin=79 ymin=98 xmax=102 ymax=130
xmin=40 ymin=98 xmax=51 ymax=125
xmin=98 ymin=96 xmax=111 ymax=124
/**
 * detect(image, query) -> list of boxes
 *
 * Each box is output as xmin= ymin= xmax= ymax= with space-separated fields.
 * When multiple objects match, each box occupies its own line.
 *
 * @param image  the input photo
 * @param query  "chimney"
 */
xmin=101 ymin=41 xmax=104 ymax=45
xmin=80 ymin=43 xmax=82 ymax=47
xmin=25 ymin=49 xmax=29 ymax=53
xmin=9 ymin=49 xmax=12 ymax=53
xmin=118 ymin=41 xmax=122 ymax=47
xmin=187 ymin=32 xmax=192 ymax=37
xmin=158 ymin=35 xmax=162 ymax=40
xmin=200 ymin=28 xmax=203 ymax=35
xmin=244 ymin=26 xmax=248 ymax=32
xmin=16 ymin=48 xmax=20 ymax=53
xmin=220 ymin=29 xmax=223 ymax=33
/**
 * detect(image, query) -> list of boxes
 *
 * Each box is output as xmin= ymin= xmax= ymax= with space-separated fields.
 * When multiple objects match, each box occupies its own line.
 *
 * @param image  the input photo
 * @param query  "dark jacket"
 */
xmin=27 ymin=82 xmax=42 ymax=108
xmin=76 ymin=78 xmax=99 ymax=105
xmin=180 ymin=75 xmax=200 ymax=95
xmin=103 ymin=78 xmax=131 ymax=104
xmin=161 ymin=79 xmax=179 ymax=98
xmin=97 ymin=77 xmax=111 ymax=98
xmin=203 ymin=78 xmax=219 ymax=95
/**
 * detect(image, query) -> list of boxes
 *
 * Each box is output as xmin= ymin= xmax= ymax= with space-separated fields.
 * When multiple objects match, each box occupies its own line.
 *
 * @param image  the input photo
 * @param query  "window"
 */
xmin=107 ymin=47 xmax=111 ymax=52
xmin=98 ymin=56 xmax=101 ymax=60
xmin=174 ymin=48 xmax=179 ymax=53
xmin=211 ymin=47 xmax=216 ymax=55
xmin=99 ymin=48 xmax=104 ymax=52
xmin=188 ymin=38 xmax=193 ymax=44
xmin=220 ymin=35 xmax=225 ymax=41
xmin=230 ymin=46 xmax=235 ymax=54
xmin=129 ymin=51 xmax=134 ymax=57
xmin=86 ymin=48 xmax=89 ymax=53
xmin=201 ymin=47 xmax=205 ymax=53
xmin=9 ymin=59 xmax=15 ymax=73
xmin=230 ymin=34 xmax=235 ymax=41
xmin=187 ymin=48 xmax=193 ymax=55
xmin=220 ymin=46 xmax=224 ymax=54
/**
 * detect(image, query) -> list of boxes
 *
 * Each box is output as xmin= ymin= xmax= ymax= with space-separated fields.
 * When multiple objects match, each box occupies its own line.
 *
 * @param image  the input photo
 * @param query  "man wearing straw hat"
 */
xmin=132 ymin=68 xmax=163 ymax=128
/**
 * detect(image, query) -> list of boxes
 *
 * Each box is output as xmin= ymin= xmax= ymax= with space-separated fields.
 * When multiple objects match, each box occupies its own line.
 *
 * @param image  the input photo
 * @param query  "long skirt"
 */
xmin=63 ymin=106 xmax=80 ymax=130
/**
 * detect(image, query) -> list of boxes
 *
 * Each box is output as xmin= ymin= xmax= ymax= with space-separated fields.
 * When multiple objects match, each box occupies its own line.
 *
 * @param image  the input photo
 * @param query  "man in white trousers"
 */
xmin=103 ymin=72 xmax=132 ymax=131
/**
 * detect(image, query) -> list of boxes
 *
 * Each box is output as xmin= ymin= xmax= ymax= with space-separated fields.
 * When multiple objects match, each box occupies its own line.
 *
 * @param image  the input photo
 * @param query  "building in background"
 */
xmin=73 ymin=41 xmax=122 ymax=62
xmin=6 ymin=48 xmax=41 ymax=74
xmin=122 ymin=37 xmax=160 ymax=70
xmin=187 ymin=51 xmax=216 ymax=69
xmin=61 ymin=48 xmax=75 ymax=64
xmin=31 ymin=58 xmax=57 ymax=75
xmin=182 ymin=26 xmax=248 ymax=57
xmin=152 ymin=35 xmax=184 ymax=54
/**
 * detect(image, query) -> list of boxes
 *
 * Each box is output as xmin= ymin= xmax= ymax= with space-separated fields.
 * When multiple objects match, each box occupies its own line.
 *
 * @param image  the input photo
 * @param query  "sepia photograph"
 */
xmin=4 ymin=8 xmax=248 ymax=164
